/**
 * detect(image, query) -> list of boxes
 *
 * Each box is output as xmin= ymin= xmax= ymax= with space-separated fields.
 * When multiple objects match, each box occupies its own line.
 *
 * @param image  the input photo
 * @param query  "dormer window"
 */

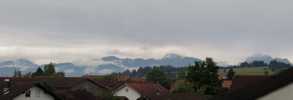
xmin=25 ymin=90 xmax=31 ymax=97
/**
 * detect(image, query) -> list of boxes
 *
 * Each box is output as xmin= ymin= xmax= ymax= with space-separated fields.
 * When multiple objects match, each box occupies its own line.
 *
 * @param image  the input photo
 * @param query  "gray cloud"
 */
xmin=0 ymin=0 xmax=293 ymax=64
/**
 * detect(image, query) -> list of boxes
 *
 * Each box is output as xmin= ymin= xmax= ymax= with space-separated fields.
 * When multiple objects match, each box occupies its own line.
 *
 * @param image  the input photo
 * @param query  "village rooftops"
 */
xmin=0 ymin=77 xmax=109 ymax=100
xmin=215 ymin=68 xmax=293 ymax=100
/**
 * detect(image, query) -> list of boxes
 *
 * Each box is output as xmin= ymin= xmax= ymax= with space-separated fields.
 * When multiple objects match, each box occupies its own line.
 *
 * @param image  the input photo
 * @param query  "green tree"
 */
xmin=176 ymin=69 xmax=188 ymax=79
xmin=44 ymin=63 xmax=56 ymax=76
xmin=264 ymin=68 xmax=269 ymax=76
xmin=173 ymin=80 xmax=194 ymax=93
xmin=186 ymin=58 xmax=222 ymax=95
xmin=56 ymin=72 xmax=65 ymax=77
xmin=227 ymin=68 xmax=235 ymax=79
xmin=146 ymin=67 xmax=169 ymax=86
xmin=32 ymin=67 xmax=44 ymax=77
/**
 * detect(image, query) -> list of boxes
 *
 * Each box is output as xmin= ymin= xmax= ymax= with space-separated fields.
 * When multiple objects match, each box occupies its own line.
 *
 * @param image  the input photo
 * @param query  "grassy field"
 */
xmin=220 ymin=66 xmax=287 ymax=76
xmin=233 ymin=67 xmax=273 ymax=76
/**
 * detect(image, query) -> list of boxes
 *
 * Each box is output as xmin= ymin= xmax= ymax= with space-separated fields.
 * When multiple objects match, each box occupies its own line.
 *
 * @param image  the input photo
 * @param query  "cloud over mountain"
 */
xmin=0 ymin=53 xmax=200 ymax=76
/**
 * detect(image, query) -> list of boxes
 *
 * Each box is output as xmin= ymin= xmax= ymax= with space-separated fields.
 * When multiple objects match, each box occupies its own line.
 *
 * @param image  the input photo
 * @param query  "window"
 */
xmin=25 ymin=90 xmax=31 ymax=97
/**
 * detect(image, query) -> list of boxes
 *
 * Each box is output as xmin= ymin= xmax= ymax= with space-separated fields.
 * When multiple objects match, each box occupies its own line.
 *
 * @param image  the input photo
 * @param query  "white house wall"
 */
xmin=258 ymin=83 xmax=293 ymax=100
xmin=114 ymin=86 xmax=141 ymax=100
xmin=13 ymin=87 xmax=55 ymax=100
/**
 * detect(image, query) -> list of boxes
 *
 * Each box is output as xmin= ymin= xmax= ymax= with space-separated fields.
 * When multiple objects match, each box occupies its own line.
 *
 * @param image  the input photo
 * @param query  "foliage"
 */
xmin=269 ymin=60 xmax=291 ymax=71
xmin=56 ymin=72 xmax=65 ymax=77
xmin=146 ymin=67 xmax=169 ymax=87
xmin=44 ymin=63 xmax=56 ymax=75
xmin=227 ymin=68 xmax=235 ymax=79
xmin=176 ymin=69 xmax=187 ymax=79
xmin=32 ymin=67 xmax=44 ymax=77
xmin=32 ymin=63 xmax=65 ymax=77
xmin=122 ymin=65 xmax=186 ymax=80
xmin=230 ymin=67 xmax=274 ymax=76
xmin=185 ymin=58 xmax=222 ymax=95
xmin=172 ymin=80 xmax=194 ymax=93
xmin=13 ymin=69 xmax=22 ymax=78
xmin=240 ymin=61 xmax=268 ymax=67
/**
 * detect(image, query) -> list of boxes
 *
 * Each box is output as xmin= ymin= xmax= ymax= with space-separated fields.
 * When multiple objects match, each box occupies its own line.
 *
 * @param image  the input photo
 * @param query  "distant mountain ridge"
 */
xmin=245 ymin=54 xmax=291 ymax=64
xmin=1 ymin=54 xmax=290 ymax=77
xmin=0 ymin=53 xmax=201 ymax=76
xmin=100 ymin=53 xmax=201 ymax=68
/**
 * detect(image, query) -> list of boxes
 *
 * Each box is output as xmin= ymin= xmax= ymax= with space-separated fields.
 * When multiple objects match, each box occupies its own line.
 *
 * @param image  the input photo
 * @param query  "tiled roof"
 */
xmin=89 ymin=79 xmax=125 ymax=90
xmin=0 ymin=77 xmax=106 ymax=100
xmin=0 ymin=82 xmax=60 ymax=100
xmin=127 ymin=81 xmax=169 ymax=98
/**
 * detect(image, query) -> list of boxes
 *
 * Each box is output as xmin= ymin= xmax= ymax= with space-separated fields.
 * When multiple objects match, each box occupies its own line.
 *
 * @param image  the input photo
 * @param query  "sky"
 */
xmin=0 ymin=0 xmax=293 ymax=64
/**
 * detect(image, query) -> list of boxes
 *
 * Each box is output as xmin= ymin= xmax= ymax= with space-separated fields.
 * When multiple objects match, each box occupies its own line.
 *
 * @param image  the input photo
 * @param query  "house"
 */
xmin=112 ymin=80 xmax=169 ymax=100
xmin=215 ymin=68 xmax=293 ymax=100
xmin=220 ymin=75 xmax=269 ymax=91
xmin=0 ymin=77 xmax=109 ymax=100
xmin=229 ymin=75 xmax=268 ymax=91
xmin=0 ymin=79 xmax=59 ymax=100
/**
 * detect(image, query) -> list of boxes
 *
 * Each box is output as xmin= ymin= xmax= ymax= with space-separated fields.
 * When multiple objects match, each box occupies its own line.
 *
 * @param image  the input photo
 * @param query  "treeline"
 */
xmin=120 ymin=58 xmax=223 ymax=95
xmin=122 ymin=65 xmax=186 ymax=79
xmin=239 ymin=60 xmax=291 ymax=70
xmin=13 ymin=63 xmax=65 ymax=78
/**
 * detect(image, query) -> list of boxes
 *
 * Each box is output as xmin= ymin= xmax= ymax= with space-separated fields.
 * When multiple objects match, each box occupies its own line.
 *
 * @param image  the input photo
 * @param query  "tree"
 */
xmin=173 ymin=80 xmax=194 ymax=93
xmin=176 ymin=69 xmax=187 ymax=79
xmin=186 ymin=58 xmax=222 ymax=95
xmin=146 ymin=67 xmax=169 ymax=87
xmin=44 ymin=63 xmax=56 ymax=76
xmin=32 ymin=67 xmax=44 ymax=77
xmin=240 ymin=62 xmax=250 ymax=67
xmin=227 ymin=68 xmax=235 ymax=80
xmin=13 ymin=69 xmax=22 ymax=78
xmin=56 ymin=72 xmax=65 ymax=77
xmin=251 ymin=61 xmax=267 ymax=67
xmin=269 ymin=60 xmax=291 ymax=71
xmin=23 ymin=72 xmax=32 ymax=78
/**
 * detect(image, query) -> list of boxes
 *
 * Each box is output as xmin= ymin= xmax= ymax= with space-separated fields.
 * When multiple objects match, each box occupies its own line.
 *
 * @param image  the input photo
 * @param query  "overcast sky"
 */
xmin=0 ymin=0 xmax=293 ymax=64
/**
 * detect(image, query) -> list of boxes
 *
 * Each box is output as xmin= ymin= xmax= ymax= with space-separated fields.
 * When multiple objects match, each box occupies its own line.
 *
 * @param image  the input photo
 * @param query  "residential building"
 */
xmin=215 ymin=68 xmax=293 ymax=100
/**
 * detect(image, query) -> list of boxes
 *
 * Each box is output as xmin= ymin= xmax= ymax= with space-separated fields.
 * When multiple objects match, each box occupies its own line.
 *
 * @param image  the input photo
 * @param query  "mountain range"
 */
xmin=0 ymin=54 xmax=291 ymax=77
xmin=0 ymin=53 xmax=201 ymax=76
xmin=244 ymin=54 xmax=291 ymax=64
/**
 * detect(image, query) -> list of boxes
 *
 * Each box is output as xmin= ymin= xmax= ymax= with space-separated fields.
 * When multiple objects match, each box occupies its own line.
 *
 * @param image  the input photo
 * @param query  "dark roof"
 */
xmin=0 ymin=77 xmax=106 ymax=100
xmin=152 ymin=93 xmax=208 ymax=100
xmin=61 ymin=90 xmax=100 ymax=100
xmin=230 ymin=75 xmax=269 ymax=91
xmin=126 ymin=82 xmax=169 ymax=99
xmin=0 ymin=82 xmax=60 ymax=100
xmin=90 ymin=79 xmax=125 ymax=90
xmin=215 ymin=68 xmax=293 ymax=100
